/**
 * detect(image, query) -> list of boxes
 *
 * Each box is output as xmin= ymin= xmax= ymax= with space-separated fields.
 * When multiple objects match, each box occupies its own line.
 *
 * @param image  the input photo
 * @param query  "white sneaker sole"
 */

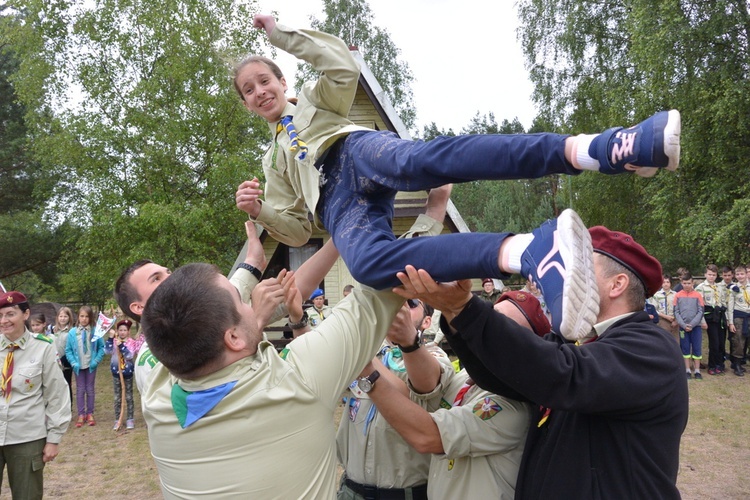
xmin=557 ymin=209 xmax=600 ymax=340
xmin=635 ymin=109 xmax=681 ymax=178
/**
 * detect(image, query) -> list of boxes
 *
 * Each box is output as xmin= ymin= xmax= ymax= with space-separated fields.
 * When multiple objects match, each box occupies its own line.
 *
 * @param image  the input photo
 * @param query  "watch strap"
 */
xmin=367 ymin=370 xmax=380 ymax=385
xmin=397 ymin=334 xmax=421 ymax=353
xmin=288 ymin=310 xmax=309 ymax=330
xmin=237 ymin=262 xmax=263 ymax=282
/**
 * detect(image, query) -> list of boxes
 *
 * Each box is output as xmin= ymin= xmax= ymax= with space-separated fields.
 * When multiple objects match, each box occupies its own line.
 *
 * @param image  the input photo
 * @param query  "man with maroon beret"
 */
xmin=479 ymin=278 xmax=502 ymax=303
xmin=394 ymin=224 xmax=688 ymax=499
xmin=0 ymin=291 xmax=71 ymax=499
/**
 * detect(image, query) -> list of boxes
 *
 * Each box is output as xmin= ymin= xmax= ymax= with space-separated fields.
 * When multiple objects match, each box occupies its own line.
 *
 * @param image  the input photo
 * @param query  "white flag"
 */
xmin=92 ymin=312 xmax=116 ymax=341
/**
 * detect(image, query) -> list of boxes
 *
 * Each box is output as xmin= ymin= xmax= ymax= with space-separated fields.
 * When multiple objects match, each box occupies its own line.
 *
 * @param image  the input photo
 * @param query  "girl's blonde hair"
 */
xmin=55 ymin=306 xmax=75 ymax=333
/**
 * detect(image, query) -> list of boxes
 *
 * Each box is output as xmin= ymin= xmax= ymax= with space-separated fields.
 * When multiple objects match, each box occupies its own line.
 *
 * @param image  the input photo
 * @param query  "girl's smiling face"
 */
xmin=57 ymin=310 xmax=71 ymax=326
xmin=236 ymin=61 xmax=288 ymax=123
xmin=30 ymin=319 xmax=46 ymax=334
xmin=0 ymin=306 xmax=29 ymax=339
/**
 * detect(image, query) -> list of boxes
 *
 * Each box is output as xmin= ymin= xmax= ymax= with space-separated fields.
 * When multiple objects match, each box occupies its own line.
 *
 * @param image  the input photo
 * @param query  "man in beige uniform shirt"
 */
xmin=0 ymin=291 xmax=71 ymax=499
xmin=141 ymin=262 xmax=404 ymax=499
xmin=131 ymin=185 xmax=450 ymax=498
xmin=362 ymin=291 xmax=550 ymax=499
xmin=337 ymin=298 xmax=454 ymax=500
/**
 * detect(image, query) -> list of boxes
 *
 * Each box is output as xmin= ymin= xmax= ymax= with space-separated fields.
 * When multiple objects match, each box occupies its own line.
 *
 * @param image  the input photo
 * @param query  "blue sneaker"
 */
xmin=520 ymin=209 xmax=599 ymax=340
xmin=592 ymin=110 xmax=681 ymax=177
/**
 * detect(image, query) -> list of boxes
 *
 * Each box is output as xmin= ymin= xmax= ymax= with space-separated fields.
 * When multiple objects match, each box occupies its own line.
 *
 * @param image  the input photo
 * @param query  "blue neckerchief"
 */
xmin=171 ymin=380 xmax=238 ymax=429
xmin=380 ymin=345 xmax=405 ymax=373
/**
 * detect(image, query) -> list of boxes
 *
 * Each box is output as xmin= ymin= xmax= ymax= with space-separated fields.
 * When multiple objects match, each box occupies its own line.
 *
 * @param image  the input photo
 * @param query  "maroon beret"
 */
xmin=496 ymin=291 xmax=551 ymax=337
xmin=0 ymin=291 xmax=28 ymax=310
xmin=588 ymin=226 xmax=663 ymax=296
xmin=482 ymin=278 xmax=494 ymax=286
xmin=116 ymin=319 xmax=133 ymax=329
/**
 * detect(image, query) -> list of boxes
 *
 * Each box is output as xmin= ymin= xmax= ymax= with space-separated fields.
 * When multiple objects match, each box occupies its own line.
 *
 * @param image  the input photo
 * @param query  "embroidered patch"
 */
xmin=348 ymin=398 xmax=361 ymax=422
xmin=473 ymin=397 xmax=502 ymax=420
xmin=279 ymin=347 xmax=291 ymax=360
xmin=24 ymin=378 xmax=34 ymax=391
xmin=439 ymin=398 xmax=452 ymax=410
xmin=447 ymin=459 xmax=455 ymax=471
xmin=137 ymin=348 xmax=159 ymax=368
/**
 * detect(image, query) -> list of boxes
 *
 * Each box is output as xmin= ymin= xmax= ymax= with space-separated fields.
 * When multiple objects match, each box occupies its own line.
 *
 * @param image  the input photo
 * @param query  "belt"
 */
xmin=344 ymin=478 xmax=428 ymax=500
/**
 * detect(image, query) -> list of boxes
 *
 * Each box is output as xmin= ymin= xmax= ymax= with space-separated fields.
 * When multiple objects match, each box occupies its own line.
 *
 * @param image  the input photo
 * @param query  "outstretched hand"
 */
xmin=253 ymin=14 xmax=276 ymax=38
xmin=236 ymin=178 xmax=263 ymax=218
xmin=252 ymin=269 xmax=295 ymax=331
xmin=393 ymin=266 xmax=473 ymax=322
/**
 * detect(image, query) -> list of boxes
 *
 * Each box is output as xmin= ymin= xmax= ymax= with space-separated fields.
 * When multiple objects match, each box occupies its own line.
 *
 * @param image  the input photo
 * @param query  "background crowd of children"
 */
xmin=25 ymin=307 xmax=145 ymax=430
xmin=649 ymin=264 xmax=750 ymax=378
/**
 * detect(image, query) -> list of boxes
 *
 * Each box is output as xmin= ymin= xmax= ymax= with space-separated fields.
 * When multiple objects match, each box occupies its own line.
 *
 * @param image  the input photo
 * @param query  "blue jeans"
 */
xmin=318 ymin=131 xmax=576 ymax=289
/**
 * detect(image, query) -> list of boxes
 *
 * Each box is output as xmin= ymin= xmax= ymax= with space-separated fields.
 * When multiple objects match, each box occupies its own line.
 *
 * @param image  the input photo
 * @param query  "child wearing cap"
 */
xmin=674 ymin=273 xmax=705 ymax=379
xmin=305 ymin=288 xmax=332 ymax=328
xmin=105 ymin=320 xmax=136 ymax=429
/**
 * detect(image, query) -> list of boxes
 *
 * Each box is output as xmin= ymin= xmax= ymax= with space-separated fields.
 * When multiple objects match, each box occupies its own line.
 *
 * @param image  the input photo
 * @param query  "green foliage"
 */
xmin=295 ymin=0 xmax=417 ymax=131
xmin=3 ymin=0 xmax=270 ymax=303
xmin=430 ymin=112 xmax=559 ymax=234
xmin=0 ymin=15 xmax=70 ymax=297
xmin=517 ymin=0 xmax=750 ymax=268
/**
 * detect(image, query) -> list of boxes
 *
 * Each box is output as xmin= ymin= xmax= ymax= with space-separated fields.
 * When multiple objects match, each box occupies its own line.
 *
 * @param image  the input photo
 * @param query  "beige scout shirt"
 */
xmin=251 ymin=24 xmax=371 ymax=247
xmin=718 ymin=281 xmax=734 ymax=308
xmin=306 ymin=305 xmax=333 ymax=328
xmin=143 ymin=286 xmax=403 ymax=499
xmin=650 ymin=289 xmax=676 ymax=317
xmin=727 ymin=282 xmax=750 ymax=322
xmin=337 ymin=343 xmax=454 ymax=489
xmin=0 ymin=330 xmax=71 ymax=445
xmin=695 ymin=280 xmax=722 ymax=308
xmin=53 ymin=326 xmax=70 ymax=361
xmin=415 ymin=369 xmax=529 ymax=500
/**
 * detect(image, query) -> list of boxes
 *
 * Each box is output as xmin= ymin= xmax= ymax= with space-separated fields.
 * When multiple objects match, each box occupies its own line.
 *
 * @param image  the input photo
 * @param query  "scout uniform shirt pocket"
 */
xmin=17 ymin=364 xmax=42 ymax=394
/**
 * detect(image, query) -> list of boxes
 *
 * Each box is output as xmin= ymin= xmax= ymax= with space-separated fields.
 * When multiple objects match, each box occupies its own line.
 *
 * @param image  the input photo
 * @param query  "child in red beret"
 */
xmin=105 ymin=320 xmax=136 ymax=429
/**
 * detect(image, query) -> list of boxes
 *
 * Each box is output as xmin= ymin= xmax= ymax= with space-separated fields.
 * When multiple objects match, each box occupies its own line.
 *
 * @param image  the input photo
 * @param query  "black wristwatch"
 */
xmin=288 ymin=310 xmax=309 ymax=330
xmin=237 ymin=262 xmax=263 ymax=282
xmin=357 ymin=370 xmax=380 ymax=393
xmin=396 ymin=333 xmax=421 ymax=353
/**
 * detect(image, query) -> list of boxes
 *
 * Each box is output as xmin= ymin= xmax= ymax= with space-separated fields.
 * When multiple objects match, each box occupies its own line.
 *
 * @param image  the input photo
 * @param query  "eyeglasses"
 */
xmin=407 ymin=299 xmax=429 ymax=320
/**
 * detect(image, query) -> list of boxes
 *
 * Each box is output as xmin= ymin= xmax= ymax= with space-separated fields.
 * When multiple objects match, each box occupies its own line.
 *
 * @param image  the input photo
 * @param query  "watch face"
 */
xmin=357 ymin=378 xmax=373 ymax=393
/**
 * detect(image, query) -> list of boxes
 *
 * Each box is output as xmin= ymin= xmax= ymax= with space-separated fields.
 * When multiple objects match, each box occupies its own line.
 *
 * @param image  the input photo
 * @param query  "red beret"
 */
xmin=116 ymin=319 xmax=133 ymax=329
xmin=0 ymin=291 xmax=28 ymax=310
xmin=482 ymin=278 xmax=494 ymax=286
xmin=588 ymin=226 xmax=663 ymax=296
xmin=496 ymin=291 xmax=551 ymax=337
